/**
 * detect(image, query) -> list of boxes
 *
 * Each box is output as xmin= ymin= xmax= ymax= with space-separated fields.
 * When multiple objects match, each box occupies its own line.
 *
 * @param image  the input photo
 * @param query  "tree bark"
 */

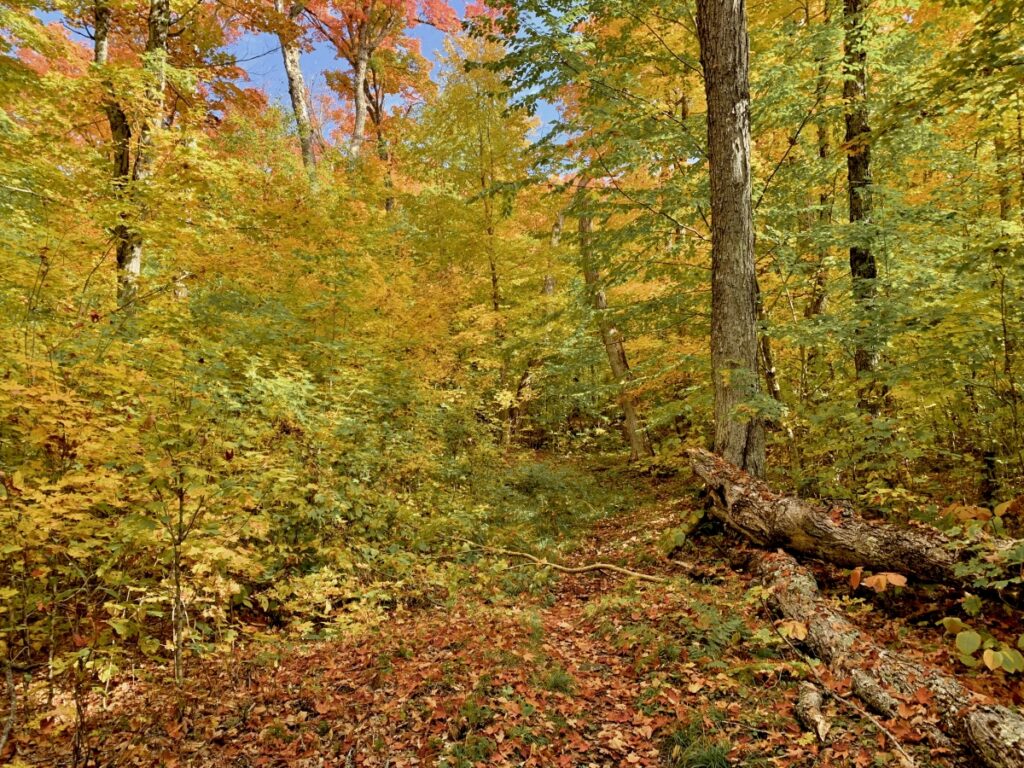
xmin=695 ymin=0 xmax=765 ymax=477
xmin=579 ymin=214 xmax=654 ymax=461
xmin=109 ymin=0 xmax=169 ymax=306
xmin=758 ymin=551 xmax=1024 ymax=768
xmin=274 ymin=0 xmax=316 ymax=173
xmin=351 ymin=42 xmax=370 ymax=156
xmin=843 ymin=0 xmax=880 ymax=398
xmin=93 ymin=0 xmax=136 ymax=303
xmin=688 ymin=447 xmax=1023 ymax=588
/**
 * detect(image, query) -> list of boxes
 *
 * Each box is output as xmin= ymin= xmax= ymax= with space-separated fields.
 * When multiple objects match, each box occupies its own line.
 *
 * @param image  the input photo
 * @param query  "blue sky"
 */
xmin=236 ymin=1 xmax=467 ymax=109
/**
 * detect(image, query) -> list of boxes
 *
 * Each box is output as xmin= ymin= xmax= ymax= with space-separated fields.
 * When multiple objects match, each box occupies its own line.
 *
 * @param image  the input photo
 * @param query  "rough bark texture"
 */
xmin=843 ymin=0 xmax=879 ymax=388
xmin=695 ymin=0 xmax=765 ymax=477
xmin=579 ymin=215 xmax=654 ymax=461
xmin=689 ymin=448 xmax=1024 ymax=587
xmin=794 ymin=682 xmax=831 ymax=743
xmin=758 ymin=551 xmax=1024 ymax=768
xmin=274 ymin=0 xmax=316 ymax=172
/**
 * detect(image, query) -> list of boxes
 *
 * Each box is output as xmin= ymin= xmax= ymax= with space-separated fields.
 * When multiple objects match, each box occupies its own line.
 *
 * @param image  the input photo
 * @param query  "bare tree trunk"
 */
xmin=800 ymin=0 xmax=833 ymax=401
xmin=274 ymin=0 xmax=316 ymax=173
xmin=688 ymin=447 xmax=1024 ymax=588
xmin=351 ymin=42 xmax=370 ymax=156
xmin=843 ymin=0 xmax=879 ymax=402
xmin=93 ymin=1 xmax=136 ymax=304
xmin=108 ymin=0 xmax=169 ymax=306
xmin=696 ymin=0 xmax=765 ymax=476
xmin=759 ymin=551 xmax=1024 ymax=768
xmin=579 ymin=214 xmax=654 ymax=461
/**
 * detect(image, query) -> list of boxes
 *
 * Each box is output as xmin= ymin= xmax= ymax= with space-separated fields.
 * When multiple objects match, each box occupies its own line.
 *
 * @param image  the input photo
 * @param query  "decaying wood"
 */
xmin=759 ymin=551 xmax=1024 ymax=768
xmin=688 ymin=448 xmax=1021 ymax=588
xmin=795 ymin=682 xmax=832 ymax=744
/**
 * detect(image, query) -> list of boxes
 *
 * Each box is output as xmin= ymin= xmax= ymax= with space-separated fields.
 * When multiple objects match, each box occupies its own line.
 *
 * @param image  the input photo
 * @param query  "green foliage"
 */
xmin=665 ymin=714 xmax=731 ymax=768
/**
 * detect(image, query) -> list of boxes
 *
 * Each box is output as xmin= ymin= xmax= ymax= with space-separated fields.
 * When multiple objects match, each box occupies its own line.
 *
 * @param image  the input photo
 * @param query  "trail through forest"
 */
xmin=17 ymin=464 xmax=1021 ymax=768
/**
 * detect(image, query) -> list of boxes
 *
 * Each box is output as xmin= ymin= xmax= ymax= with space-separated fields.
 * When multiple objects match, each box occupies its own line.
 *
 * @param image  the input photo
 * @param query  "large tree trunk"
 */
xmin=579 ymin=214 xmax=654 ymax=462
xmin=758 ymin=551 xmax=1024 ymax=768
xmin=274 ymin=0 xmax=316 ymax=173
xmin=695 ymin=0 xmax=765 ymax=477
xmin=688 ymin=448 xmax=1023 ymax=588
xmin=843 ymin=0 xmax=880 ymax=401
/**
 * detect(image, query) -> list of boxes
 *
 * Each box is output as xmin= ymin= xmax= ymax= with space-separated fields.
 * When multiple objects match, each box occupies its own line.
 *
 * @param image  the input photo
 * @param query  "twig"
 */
xmin=454 ymin=538 xmax=667 ymax=584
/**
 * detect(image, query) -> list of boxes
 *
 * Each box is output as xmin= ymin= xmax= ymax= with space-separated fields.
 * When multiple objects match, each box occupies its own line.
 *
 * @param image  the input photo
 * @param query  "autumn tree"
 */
xmin=308 ymin=0 xmax=455 ymax=155
xmin=273 ymin=0 xmax=318 ymax=171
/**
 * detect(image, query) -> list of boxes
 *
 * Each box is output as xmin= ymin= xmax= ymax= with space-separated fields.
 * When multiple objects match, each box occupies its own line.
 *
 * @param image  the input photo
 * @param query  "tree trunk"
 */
xmin=111 ymin=0 xmax=169 ymax=306
xmin=274 ymin=0 xmax=316 ymax=173
xmin=93 ymin=0 xmax=136 ymax=303
xmin=758 ymin=551 xmax=1024 ymax=768
xmin=579 ymin=214 xmax=654 ymax=461
xmin=688 ymin=447 xmax=1023 ymax=588
xmin=695 ymin=0 xmax=765 ymax=477
xmin=843 ymin=0 xmax=879 ymax=398
xmin=351 ymin=43 xmax=370 ymax=156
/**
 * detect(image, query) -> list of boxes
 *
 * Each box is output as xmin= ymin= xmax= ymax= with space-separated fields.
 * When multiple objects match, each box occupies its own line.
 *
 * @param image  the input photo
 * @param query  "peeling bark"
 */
xmin=274 ymin=0 xmax=316 ymax=172
xmin=688 ymin=448 xmax=1022 ymax=587
xmin=759 ymin=551 xmax=1024 ymax=768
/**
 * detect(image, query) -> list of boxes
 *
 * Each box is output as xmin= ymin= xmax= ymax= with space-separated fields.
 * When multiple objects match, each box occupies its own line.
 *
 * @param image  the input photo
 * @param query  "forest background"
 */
xmin=1 ymin=0 xmax=1022 ymax=763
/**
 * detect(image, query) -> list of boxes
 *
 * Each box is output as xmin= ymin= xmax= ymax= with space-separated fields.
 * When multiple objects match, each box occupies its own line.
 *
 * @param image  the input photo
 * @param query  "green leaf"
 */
xmin=962 ymin=594 xmax=983 ymax=616
xmin=1000 ymin=648 xmax=1024 ymax=674
xmin=982 ymin=649 xmax=1003 ymax=671
xmin=955 ymin=630 xmax=982 ymax=655
xmin=939 ymin=616 xmax=967 ymax=634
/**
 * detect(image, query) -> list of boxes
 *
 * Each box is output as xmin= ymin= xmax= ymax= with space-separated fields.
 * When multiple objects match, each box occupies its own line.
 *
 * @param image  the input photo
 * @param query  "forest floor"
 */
xmin=14 ymin=465 xmax=1024 ymax=768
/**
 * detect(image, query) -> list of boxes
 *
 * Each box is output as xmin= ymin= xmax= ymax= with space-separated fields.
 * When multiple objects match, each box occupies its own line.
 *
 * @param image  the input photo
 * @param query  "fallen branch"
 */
xmin=758 ymin=550 xmax=1024 ymax=768
xmin=455 ymin=539 xmax=667 ymax=584
xmin=794 ymin=682 xmax=832 ymax=745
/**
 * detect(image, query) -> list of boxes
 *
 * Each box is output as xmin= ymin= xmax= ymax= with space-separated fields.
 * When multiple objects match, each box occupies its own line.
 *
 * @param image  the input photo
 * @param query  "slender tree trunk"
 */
xmin=808 ymin=0 xmax=833 ymax=320
xmin=93 ymin=1 xmax=136 ymax=303
xmin=579 ymin=214 xmax=654 ymax=461
xmin=696 ymin=0 xmax=765 ymax=476
xmin=843 ymin=0 xmax=879 ymax=401
xmin=351 ymin=43 xmax=370 ymax=156
xmin=110 ymin=0 xmax=169 ymax=306
xmin=801 ymin=0 xmax=833 ymax=401
xmin=274 ymin=0 xmax=316 ymax=173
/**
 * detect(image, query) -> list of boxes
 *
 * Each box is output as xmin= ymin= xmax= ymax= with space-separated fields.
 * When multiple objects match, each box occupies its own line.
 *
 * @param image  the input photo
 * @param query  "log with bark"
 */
xmin=688 ymin=448 xmax=1021 ymax=590
xmin=759 ymin=551 xmax=1024 ymax=768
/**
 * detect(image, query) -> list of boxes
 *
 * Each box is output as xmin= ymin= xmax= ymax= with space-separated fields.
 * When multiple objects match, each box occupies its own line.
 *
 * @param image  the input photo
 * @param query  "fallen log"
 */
xmin=759 ymin=551 xmax=1024 ymax=768
xmin=688 ymin=448 xmax=1021 ymax=589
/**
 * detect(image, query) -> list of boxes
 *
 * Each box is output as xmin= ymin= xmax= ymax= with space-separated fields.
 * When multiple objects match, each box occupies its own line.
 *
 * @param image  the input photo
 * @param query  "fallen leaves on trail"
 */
xmin=12 ymin=488 xmax=1007 ymax=768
